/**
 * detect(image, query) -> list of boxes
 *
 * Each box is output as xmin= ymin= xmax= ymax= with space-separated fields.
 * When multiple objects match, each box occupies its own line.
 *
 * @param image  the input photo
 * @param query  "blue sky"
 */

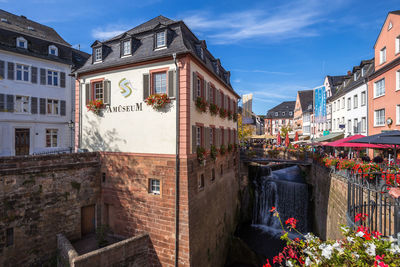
xmin=2 ymin=0 xmax=399 ymax=114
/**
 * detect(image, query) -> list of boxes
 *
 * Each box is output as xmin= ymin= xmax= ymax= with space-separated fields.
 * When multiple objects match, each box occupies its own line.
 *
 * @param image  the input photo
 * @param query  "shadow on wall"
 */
xmin=82 ymin=115 xmax=127 ymax=152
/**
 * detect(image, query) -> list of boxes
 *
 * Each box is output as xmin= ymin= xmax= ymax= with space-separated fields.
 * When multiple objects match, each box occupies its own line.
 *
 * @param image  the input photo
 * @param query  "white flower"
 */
xmin=356 ymin=231 xmax=364 ymax=237
xmin=286 ymin=260 xmax=294 ymax=267
xmin=305 ymin=257 xmax=312 ymax=266
xmin=389 ymin=243 xmax=400 ymax=254
xmin=333 ymin=241 xmax=344 ymax=254
xmin=320 ymin=244 xmax=333 ymax=259
xmin=341 ymin=226 xmax=350 ymax=233
xmin=352 ymin=252 xmax=360 ymax=259
xmin=364 ymin=243 xmax=376 ymax=256
xmin=347 ymin=236 xmax=354 ymax=243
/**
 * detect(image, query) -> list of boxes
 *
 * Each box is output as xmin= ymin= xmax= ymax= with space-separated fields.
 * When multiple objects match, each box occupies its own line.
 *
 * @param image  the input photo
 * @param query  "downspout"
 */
xmin=173 ymin=53 xmax=180 ymax=267
xmin=74 ymin=72 xmax=82 ymax=151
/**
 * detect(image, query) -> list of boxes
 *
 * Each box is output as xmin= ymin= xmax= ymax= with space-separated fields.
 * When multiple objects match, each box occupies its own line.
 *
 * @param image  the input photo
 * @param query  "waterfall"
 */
xmin=252 ymin=165 xmax=309 ymax=233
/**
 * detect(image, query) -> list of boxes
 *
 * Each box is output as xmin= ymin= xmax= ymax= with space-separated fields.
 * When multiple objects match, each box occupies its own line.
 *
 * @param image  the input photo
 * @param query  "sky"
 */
xmin=2 ymin=0 xmax=399 ymax=115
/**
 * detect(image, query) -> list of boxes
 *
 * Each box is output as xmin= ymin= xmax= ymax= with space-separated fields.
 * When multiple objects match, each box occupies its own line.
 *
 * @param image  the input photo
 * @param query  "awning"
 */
xmin=251 ymin=134 xmax=276 ymax=139
xmin=326 ymin=135 xmax=390 ymax=148
xmin=313 ymin=132 xmax=344 ymax=143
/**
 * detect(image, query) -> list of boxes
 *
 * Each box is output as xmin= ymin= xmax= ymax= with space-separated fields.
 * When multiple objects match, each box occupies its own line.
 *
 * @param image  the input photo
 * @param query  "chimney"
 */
xmin=347 ymin=70 xmax=351 ymax=75
xmin=20 ymin=15 xmax=27 ymax=19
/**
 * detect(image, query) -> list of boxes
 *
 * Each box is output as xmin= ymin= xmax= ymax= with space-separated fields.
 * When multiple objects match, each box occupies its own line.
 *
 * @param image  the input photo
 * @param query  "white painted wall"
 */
xmin=0 ymin=50 xmax=74 ymax=156
xmin=80 ymin=61 xmax=177 ymax=154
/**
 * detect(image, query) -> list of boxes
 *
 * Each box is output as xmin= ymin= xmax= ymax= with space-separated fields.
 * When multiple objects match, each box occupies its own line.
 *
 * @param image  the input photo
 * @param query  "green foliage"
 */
xmin=210 ymin=145 xmax=218 ymax=161
xmin=220 ymin=144 xmax=226 ymax=155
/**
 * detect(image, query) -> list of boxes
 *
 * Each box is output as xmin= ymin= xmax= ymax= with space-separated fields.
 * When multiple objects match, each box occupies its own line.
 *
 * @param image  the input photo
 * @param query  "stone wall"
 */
xmin=188 ymin=152 xmax=240 ymax=267
xmin=307 ymin=163 xmax=348 ymax=240
xmin=0 ymin=153 xmax=101 ymax=267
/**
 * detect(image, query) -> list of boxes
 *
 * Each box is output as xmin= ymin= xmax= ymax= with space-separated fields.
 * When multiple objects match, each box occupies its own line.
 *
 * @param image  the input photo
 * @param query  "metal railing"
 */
xmin=347 ymin=167 xmax=400 ymax=237
xmin=32 ymin=147 xmax=72 ymax=155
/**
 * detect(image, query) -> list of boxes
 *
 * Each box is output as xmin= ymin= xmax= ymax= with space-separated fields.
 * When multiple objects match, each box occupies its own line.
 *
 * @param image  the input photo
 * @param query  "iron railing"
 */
xmin=32 ymin=147 xmax=72 ymax=155
xmin=347 ymin=167 xmax=400 ymax=237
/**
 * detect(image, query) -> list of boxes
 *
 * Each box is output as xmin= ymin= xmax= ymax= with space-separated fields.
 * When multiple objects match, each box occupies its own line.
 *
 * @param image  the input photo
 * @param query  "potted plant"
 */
xmin=195 ymin=97 xmax=208 ymax=113
xmin=220 ymin=144 xmax=226 ymax=155
xmin=210 ymin=145 xmax=218 ymax=161
xmin=86 ymin=99 xmax=105 ymax=115
xmin=145 ymin=93 xmax=171 ymax=110
xmin=227 ymin=110 xmax=233 ymax=120
xmin=219 ymin=108 xmax=227 ymax=119
xmin=209 ymin=103 xmax=219 ymax=116
xmin=197 ymin=146 xmax=206 ymax=164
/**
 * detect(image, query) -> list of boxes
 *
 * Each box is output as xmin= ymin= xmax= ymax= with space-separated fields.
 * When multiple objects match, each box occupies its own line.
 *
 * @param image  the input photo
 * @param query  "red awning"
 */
xmin=326 ymin=135 xmax=390 ymax=148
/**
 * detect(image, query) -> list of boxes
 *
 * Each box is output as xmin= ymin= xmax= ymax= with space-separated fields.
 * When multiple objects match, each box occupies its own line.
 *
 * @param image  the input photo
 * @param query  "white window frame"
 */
xmin=289 ymin=111 xmax=293 ymax=116
xmin=156 ymin=31 xmax=166 ymax=48
xmin=47 ymin=70 xmax=59 ymax=86
xmin=122 ymin=40 xmax=131 ymax=56
xmin=354 ymin=73 xmax=358 ymax=81
xmin=380 ymin=47 xmax=386 ymax=64
xmin=396 ymin=35 xmax=400 ymax=54
xmin=353 ymin=95 xmax=358 ymax=109
xmin=196 ymin=126 xmax=201 ymax=147
xmin=274 ymin=112 xmax=278 ymax=116
xmin=361 ymin=67 xmax=365 ymax=77
xmin=16 ymin=36 xmax=27 ymax=49
xmin=342 ymin=97 xmax=345 ymax=109
xmin=361 ymin=117 xmax=366 ymax=132
xmin=347 ymin=97 xmax=351 ymax=110
xmin=396 ymin=70 xmax=400 ymax=91
xmin=93 ymin=82 xmax=104 ymax=101
xmin=374 ymin=109 xmax=385 ymax=127
xmin=94 ymin=47 xmax=102 ymax=62
xmin=282 ymin=112 xmax=285 ymax=116
xmin=46 ymin=129 xmax=58 ymax=147
xmin=15 ymin=95 xmax=30 ymax=113
xmin=374 ymin=78 xmax=385 ymax=98
xmin=397 ymin=105 xmax=400 ymax=125
xmin=149 ymin=179 xmax=160 ymax=195
xmin=361 ymin=91 xmax=366 ymax=106
xmin=48 ymin=45 xmax=58 ymax=56
xmin=154 ymin=72 xmax=167 ymax=94
xmin=347 ymin=120 xmax=352 ymax=133
xmin=46 ymin=99 xmax=59 ymax=115
xmin=16 ymin=63 xmax=29 ymax=82
xmin=354 ymin=118 xmax=358 ymax=133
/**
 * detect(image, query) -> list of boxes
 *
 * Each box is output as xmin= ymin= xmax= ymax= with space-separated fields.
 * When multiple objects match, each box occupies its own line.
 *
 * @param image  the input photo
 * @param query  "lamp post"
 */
xmin=67 ymin=120 xmax=74 ymax=153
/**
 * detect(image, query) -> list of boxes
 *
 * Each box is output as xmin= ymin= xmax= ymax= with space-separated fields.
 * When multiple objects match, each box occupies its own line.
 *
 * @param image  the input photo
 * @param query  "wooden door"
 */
xmin=15 ymin=128 xmax=30 ymax=156
xmin=81 ymin=205 xmax=95 ymax=236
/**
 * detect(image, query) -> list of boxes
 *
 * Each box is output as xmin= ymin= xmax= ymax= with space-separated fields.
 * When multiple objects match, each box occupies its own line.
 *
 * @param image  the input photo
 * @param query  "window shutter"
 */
xmin=40 ymin=68 xmax=46 ymax=85
xmin=40 ymin=98 xmax=46 ymax=114
xmin=0 ymin=60 xmax=4 ymax=79
xmin=213 ymin=87 xmax=216 ymax=104
xmin=31 ymin=97 xmax=38 ymax=114
xmin=216 ymin=90 xmax=220 ymax=108
xmin=143 ymin=73 xmax=150 ymax=100
xmin=192 ymin=72 xmax=197 ymax=101
xmin=60 ymin=100 xmax=66 ymax=116
xmin=0 ymin=94 xmax=4 ymax=111
xmin=6 ymin=94 xmax=14 ymax=112
xmin=205 ymin=82 xmax=209 ymax=102
xmin=85 ymin=83 xmax=91 ymax=105
xmin=31 ymin=67 xmax=37 ymax=84
xmin=104 ymin=80 xmax=111 ymax=105
xmin=192 ymin=125 xmax=196 ymax=154
xmin=7 ymin=62 xmax=14 ymax=80
xmin=60 ymin=72 xmax=66 ymax=88
xmin=205 ymin=127 xmax=210 ymax=150
xmin=168 ymin=70 xmax=175 ymax=98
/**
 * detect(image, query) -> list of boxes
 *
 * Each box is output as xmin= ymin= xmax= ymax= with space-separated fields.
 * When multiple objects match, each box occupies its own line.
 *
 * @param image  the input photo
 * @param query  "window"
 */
xmin=333 ymin=119 xmax=336 ymax=130
xmin=275 ymin=112 xmax=278 ymax=116
xmin=154 ymin=72 xmax=167 ymax=94
xmin=361 ymin=91 xmax=366 ymax=106
xmin=342 ymin=97 xmax=345 ymax=109
xmin=47 ymin=70 xmax=58 ymax=86
xmin=397 ymin=70 xmax=400 ymax=91
xmin=93 ymin=81 xmax=104 ymax=101
xmin=196 ymin=77 xmax=201 ymax=97
xmin=6 ymin=228 xmax=13 ymax=247
xmin=303 ymin=125 xmax=310 ymax=133
xmin=354 ymin=73 xmax=358 ymax=81
xmin=46 ymin=129 xmax=58 ymax=147
xmin=348 ymin=120 xmax=352 ymax=133
xmin=156 ymin=31 xmax=166 ymax=48
xmin=16 ymin=64 xmax=29 ymax=81
xmin=289 ymin=111 xmax=293 ymax=116
xmin=374 ymin=109 xmax=385 ymax=126
xmin=337 ymin=100 xmax=340 ymax=110
xmin=15 ymin=96 xmax=29 ymax=113
xmin=122 ymin=40 xmax=131 ymax=56
xmin=361 ymin=117 xmax=366 ymax=132
xmin=209 ymin=86 xmax=214 ymax=103
xmin=396 ymin=35 xmax=400 ymax=54
xmin=198 ymin=174 xmax=204 ymax=190
xmin=380 ymin=47 xmax=386 ymax=64
xmin=374 ymin=78 xmax=385 ymax=97
xmin=16 ymin=37 xmax=27 ymax=49
xmin=353 ymin=95 xmax=358 ymax=108
xmin=397 ymin=105 xmax=400 ymax=124
xmin=47 ymin=99 xmax=59 ymax=115
xmin=196 ymin=126 xmax=201 ymax=147
xmin=361 ymin=67 xmax=365 ymax=77
xmin=347 ymin=98 xmax=351 ymax=110
xmin=333 ymin=102 xmax=336 ymax=111
xmin=354 ymin=118 xmax=358 ymax=133
xmin=48 ymin=45 xmax=58 ymax=56
xmin=209 ymin=128 xmax=214 ymax=147
xmin=94 ymin=47 xmax=102 ymax=62
xmin=149 ymin=179 xmax=160 ymax=195
xmin=282 ymin=112 xmax=285 ymax=116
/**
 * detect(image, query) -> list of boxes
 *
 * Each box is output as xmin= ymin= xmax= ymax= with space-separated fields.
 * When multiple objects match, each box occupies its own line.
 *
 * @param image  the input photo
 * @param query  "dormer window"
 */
xmin=94 ymin=47 xmax=102 ymax=62
xmin=354 ymin=72 xmax=358 ymax=81
xmin=48 ymin=45 xmax=58 ymax=56
xmin=216 ymin=66 xmax=220 ymax=75
xmin=16 ymin=37 xmax=27 ymax=49
xmin=156 ymin=31 xmax=166 ymax=48
xmin=282 ymin=112 xmax=285 ymax=116
xmin=361 ymin=67 xmax=365 ymax=77
xmin=275 ymin=112 xmax=278 ymax=116
xmin=380 ymin=47 xmax=386 ymax=64
xmin=122 ymin=40 xmax=131 ymax=56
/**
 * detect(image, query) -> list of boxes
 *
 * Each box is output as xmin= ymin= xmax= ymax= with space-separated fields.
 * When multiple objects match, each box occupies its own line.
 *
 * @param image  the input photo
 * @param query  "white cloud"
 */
xmin=182 ymin=0 xmax=345 ymax=44
xmin=232 ymin=69 xmax=292 ymax=75
xmin=91 ymin=25 xmax=130 ymax=40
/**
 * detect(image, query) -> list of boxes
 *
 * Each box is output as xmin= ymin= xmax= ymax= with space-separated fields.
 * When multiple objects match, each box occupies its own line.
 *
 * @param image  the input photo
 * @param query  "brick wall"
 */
xmin=0 ymin=153 xmax=101 ymax=266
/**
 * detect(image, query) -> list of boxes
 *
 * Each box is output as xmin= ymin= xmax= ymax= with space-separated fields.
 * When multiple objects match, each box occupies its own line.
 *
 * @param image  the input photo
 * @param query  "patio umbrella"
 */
xmin=294 ymin=131 xmax=299 ymax=142
xmin=285 ymin=133 xmax=290 ymax=147
xmin=277 ymin=131 xmax=281 ymax=145
xmin=327 ymin=135 xmax=390 ymax=148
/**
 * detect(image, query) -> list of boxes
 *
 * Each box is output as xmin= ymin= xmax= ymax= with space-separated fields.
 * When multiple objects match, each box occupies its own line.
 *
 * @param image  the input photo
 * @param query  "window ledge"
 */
xmin=373 ymin=94 xmax=385 ymax=100
xmin=154 ymin=46 xmax=167 ymax=51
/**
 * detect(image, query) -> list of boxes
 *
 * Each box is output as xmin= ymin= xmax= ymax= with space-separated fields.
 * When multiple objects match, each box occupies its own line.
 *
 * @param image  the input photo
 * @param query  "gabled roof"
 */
xmin=0 ymin=9 xmax=70 ymax=46
xmin=266 ymin=101 xmax=295 ymax=118
xmin=373 ymin=10 xmax=400 ymax=48
xmin=297 ymin=90 xmax=313 ymax=112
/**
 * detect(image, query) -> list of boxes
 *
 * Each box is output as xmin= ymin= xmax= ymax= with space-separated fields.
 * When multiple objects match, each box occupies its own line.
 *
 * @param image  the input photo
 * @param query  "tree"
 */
xmin=280 ymin=125 xmax=292 ymax=138
xmin=238 ymin=114 xmax=253 ymax=142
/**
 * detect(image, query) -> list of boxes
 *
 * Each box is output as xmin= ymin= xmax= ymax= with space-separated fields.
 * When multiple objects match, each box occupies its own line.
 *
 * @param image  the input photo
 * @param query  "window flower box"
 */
xmin=219 ymin=108 xmax=227 ymax=119
xmin=145 ymin=93 xmax=171 ymax=110
xmin=86 ymin=99 xmax=105 ymax=115
xmin=219 ymin=144 xmax=226 ymax=155
xmin=210 ymin=145 xmax=218 ymax=161
xmin=227 ymin=110 xmax=233 ymax=120
xmin=197 ymin=146 xmax=206 ymax=164
xmin=209 ymin=103 xmax=219 ymax=116
xmin=195 ymin=97 xmax=208 ymax=113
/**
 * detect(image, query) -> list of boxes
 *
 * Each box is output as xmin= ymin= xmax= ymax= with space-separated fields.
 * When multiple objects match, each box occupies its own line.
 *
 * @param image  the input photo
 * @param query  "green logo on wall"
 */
xmin=119 ymin=78 xmax=132 ymax=98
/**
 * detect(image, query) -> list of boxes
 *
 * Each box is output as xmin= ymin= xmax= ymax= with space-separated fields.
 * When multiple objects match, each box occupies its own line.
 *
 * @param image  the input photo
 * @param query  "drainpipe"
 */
xmin=74 ymin=72 xmax=82 ymax=151
xmin=173 ymin=53 xmax=180 ymax=267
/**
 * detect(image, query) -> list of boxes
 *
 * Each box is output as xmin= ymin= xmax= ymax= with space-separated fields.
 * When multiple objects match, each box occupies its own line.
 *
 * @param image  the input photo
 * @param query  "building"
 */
xmin=368 ymin=11 xmax=400 ymax=136
xmin=265 ymin=101 xmax=295 ymax=135
xmin=325 ymin=75 xmax=347 ymax=132
xmin=0 ymin=9 xmax=88 ymax=156
xmin=293 ymin=90 xmax=313 ymax=137
xmin=329 ymin=59 xmax=374 ymax=137
xmin=75 ymin=16 xmax=240 ymax=266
